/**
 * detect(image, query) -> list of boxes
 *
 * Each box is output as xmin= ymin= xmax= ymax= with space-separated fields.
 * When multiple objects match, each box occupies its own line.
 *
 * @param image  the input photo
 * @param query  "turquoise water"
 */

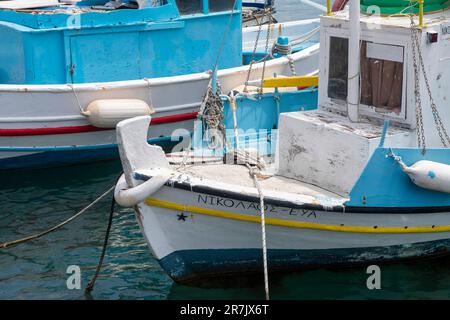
xmin=2 ymin=1 xmax=450 ymax=300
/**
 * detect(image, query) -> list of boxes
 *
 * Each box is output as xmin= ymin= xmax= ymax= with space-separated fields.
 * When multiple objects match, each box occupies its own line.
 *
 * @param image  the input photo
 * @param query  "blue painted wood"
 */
xmin=348 ymin=147 xmax=450 ymax=208
xmin=0 ymin=135 xmax=183 ymax=170
xmin=159 ymin=239 xmax=450 ymax=281
xmin=0 ymin=0 xmax=243 ymax=84
xmin=223 ymin=88 xmax=318 ymax=132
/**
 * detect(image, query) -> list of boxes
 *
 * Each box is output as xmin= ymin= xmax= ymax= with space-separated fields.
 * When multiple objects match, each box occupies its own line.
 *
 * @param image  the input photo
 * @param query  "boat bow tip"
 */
xmin=116 ymin=116 xmax=170 ymax=187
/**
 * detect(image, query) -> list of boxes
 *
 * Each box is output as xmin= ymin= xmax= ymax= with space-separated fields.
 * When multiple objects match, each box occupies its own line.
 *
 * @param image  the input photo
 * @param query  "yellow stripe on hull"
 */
xmin=144 ymin=198 xmax=450 ymax=234
xmin=262 ymin=76 xmax=319 ymax=88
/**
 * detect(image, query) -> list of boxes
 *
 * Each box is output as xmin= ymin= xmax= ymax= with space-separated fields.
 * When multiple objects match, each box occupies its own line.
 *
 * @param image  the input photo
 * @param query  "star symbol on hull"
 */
xmin=177 ymin=212 xmax=188 ymax=221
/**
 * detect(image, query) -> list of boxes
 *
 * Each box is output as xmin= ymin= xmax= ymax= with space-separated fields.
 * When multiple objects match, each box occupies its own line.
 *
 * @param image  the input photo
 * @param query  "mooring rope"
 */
xmin=227 ymin=94 xmax=270 ymax=300
xmin=85 ymin=189 xmax=117 ymax=294
xmin=246 ymin=164 xmax=270 ymax=300
xmin=68 ymin=84 xmax=86 ymax=115
xmin=0 ymin=185 xmax=115 ymax=249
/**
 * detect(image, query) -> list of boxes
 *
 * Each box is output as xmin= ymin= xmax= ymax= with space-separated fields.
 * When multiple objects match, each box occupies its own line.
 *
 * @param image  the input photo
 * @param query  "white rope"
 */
xmin=68 ymin=84 xmax=86 ymax=114
xmin=247 ymin=164 xmax=270 ymax=300
xmin=144 ymin=78 xmax=155 ymax=111
xmin=227 ymin=93 xmax=270 ymax=300
xmin=229 ymin=92 xmax=240 ymax=149
xmin=288 ymin=27 xmax=320 ymax=47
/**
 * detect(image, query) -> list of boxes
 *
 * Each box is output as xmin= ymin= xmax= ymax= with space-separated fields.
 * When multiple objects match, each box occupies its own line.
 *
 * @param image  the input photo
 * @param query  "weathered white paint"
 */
xmin=366 ymin=42 xmax=404 ymax=63
xmin=116 ymin=116 xmax=169 ymax=187
xmin=138 ymin=186 xmax=450 ymax=262
xmin=276 ymin=110 xmax=413 ymax=196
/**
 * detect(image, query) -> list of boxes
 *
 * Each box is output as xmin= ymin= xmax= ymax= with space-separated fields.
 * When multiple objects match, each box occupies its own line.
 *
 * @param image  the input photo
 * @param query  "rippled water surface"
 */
xmin=2 ymin=1 xmax=450 ymax=300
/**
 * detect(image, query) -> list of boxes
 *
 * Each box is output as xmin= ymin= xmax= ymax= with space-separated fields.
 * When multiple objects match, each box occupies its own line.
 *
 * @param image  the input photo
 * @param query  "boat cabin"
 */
xmin=0 ymin=0 xmax=243 ymax=84
xmin=277 ymin=2 xmax=450 ymax=196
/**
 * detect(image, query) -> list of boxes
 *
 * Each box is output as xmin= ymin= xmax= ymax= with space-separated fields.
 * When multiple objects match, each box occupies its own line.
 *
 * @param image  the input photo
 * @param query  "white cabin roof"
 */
xmin=329 ymin=7 xmax=450 ymax=29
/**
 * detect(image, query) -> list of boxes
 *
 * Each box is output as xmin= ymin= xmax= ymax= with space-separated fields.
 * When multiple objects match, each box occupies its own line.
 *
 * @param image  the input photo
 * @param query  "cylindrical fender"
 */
xmin=114 ymin=173 xmax=171 ymax=207
xmin=402 ymin=160 xmax=450 ymax=194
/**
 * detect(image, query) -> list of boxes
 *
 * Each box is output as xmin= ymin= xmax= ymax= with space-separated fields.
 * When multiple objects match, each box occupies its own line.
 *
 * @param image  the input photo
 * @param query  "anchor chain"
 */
xmin=409 ymin=4 xmax=450 ymax=152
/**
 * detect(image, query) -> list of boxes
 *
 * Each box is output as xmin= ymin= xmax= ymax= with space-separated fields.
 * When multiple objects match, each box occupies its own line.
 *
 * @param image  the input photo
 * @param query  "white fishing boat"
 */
xmin=114 ymin=0 xmax=450 ymax=284
xmin=0 ymin=0 xmax=319 ymax=169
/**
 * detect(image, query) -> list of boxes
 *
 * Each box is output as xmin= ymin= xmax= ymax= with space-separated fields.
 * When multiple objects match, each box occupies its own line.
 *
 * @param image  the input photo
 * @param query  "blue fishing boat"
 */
xmin=0 ymin=0 xmax=320 ymax=169
xmin=114 ymin=0 xmax=450 ymax=285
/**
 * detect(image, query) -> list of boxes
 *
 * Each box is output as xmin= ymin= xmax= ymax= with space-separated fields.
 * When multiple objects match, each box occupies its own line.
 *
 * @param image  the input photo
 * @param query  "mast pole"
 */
xmin=347 ymin=0 xmax=360 ymax=122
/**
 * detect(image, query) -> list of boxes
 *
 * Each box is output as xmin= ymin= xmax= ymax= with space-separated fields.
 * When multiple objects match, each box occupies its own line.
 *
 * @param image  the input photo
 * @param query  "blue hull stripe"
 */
xmin=0 ymin=135 xmax=180 ymax=153
xmin=0 ymin=135 xmax=183 ymax=170
xmin=159 ymin=239 xmax=450 ymax=282
xmin=243 ymin=1 xmax=273 ymax=9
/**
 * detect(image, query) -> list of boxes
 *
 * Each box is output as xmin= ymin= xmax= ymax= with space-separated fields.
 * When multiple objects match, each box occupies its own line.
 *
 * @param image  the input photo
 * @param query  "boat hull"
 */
xmin=0 ymin=45 xmax=319 ymax=170
xmin=160 ymin=241 xmax=450 ymax=282
xmin=136 ymin=186 xmax=450 ymax=282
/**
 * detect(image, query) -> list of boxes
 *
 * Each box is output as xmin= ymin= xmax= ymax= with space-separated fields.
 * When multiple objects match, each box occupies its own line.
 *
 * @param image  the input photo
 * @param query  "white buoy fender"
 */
xmin=83 ymin=99 xmax=155 ymax=128
xmin=402 ymin=160 xmax=450 ymax=194
xmin=114 ymin=173 xmax=171 ymax=207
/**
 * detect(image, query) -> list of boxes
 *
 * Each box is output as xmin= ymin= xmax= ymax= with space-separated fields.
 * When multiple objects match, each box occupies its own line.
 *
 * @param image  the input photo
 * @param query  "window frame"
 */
xmin=320 ymin=27 xmax=411 ymax=126
xmin=175 ymin=0 xmax=204 ymax=16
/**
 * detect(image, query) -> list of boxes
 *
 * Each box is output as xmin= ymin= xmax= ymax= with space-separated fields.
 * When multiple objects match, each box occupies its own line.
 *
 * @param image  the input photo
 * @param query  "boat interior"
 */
xmin=180 ymin=162 xmax=345 ymax=202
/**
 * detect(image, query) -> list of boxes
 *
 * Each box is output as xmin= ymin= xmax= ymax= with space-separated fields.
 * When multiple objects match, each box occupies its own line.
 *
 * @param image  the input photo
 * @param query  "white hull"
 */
xmin=133 ymin=173 xmax=450 ymax=281
xmin=0 ymin=38 xmax=319 ymax=168
xmin=114 ymin=117 xmax=450 ymax=282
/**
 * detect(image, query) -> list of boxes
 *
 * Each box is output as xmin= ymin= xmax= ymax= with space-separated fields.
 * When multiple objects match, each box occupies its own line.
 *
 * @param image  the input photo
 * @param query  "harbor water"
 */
xmin=1 ymin=1 xmax=450 ymax=300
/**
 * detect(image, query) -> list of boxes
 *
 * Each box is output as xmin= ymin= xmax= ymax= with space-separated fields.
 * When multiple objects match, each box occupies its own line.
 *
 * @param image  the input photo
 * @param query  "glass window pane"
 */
xmin=360 ymin=41 xmax=403 ymax=114
xmin=328 ymin=37 xmax=348 ymax=101
xmin=176 ymin=0 xmax=203 ymax=15
xmin=209 ymin=0 xmax=235 ymax=12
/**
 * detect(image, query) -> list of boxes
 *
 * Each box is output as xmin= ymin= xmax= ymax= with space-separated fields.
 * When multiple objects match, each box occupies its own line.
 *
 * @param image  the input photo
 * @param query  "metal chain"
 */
xmin=409 ymin=13 xmax=427 ymax=152
xmin=244 ymin=10 xmax=267 ymax=93
xmin=409 ymin=4 xmax=450 ymax=150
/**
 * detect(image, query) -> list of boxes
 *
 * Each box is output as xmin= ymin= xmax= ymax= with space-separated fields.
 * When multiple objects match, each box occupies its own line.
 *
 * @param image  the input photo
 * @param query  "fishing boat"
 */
xmin=115 ymin=0 xmax=450 ymax=283
xmin=0 ymin=0 xmax=319 ymax=170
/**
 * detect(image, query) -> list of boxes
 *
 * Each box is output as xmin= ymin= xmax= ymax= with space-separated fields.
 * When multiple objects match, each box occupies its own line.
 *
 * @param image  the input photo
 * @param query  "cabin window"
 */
xmin=176 ymin=0 xmax=203 ymax=14
xmin=209 ymin=0 xmax=236 ymax=12
xmin=327 ymin=36 xmax=348 ymax=101
xmin=360 ymin=41 xmax=404 ymax=115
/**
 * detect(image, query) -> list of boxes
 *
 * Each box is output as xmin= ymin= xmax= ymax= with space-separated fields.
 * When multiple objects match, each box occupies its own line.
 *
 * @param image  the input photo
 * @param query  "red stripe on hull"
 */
xmin=150 ymin=112 xmax=198 ymax=125
xmin=0 ymin=125 xmax=108 ymax=137
xmin=0 ymin=112 xmax=198 ymax=137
